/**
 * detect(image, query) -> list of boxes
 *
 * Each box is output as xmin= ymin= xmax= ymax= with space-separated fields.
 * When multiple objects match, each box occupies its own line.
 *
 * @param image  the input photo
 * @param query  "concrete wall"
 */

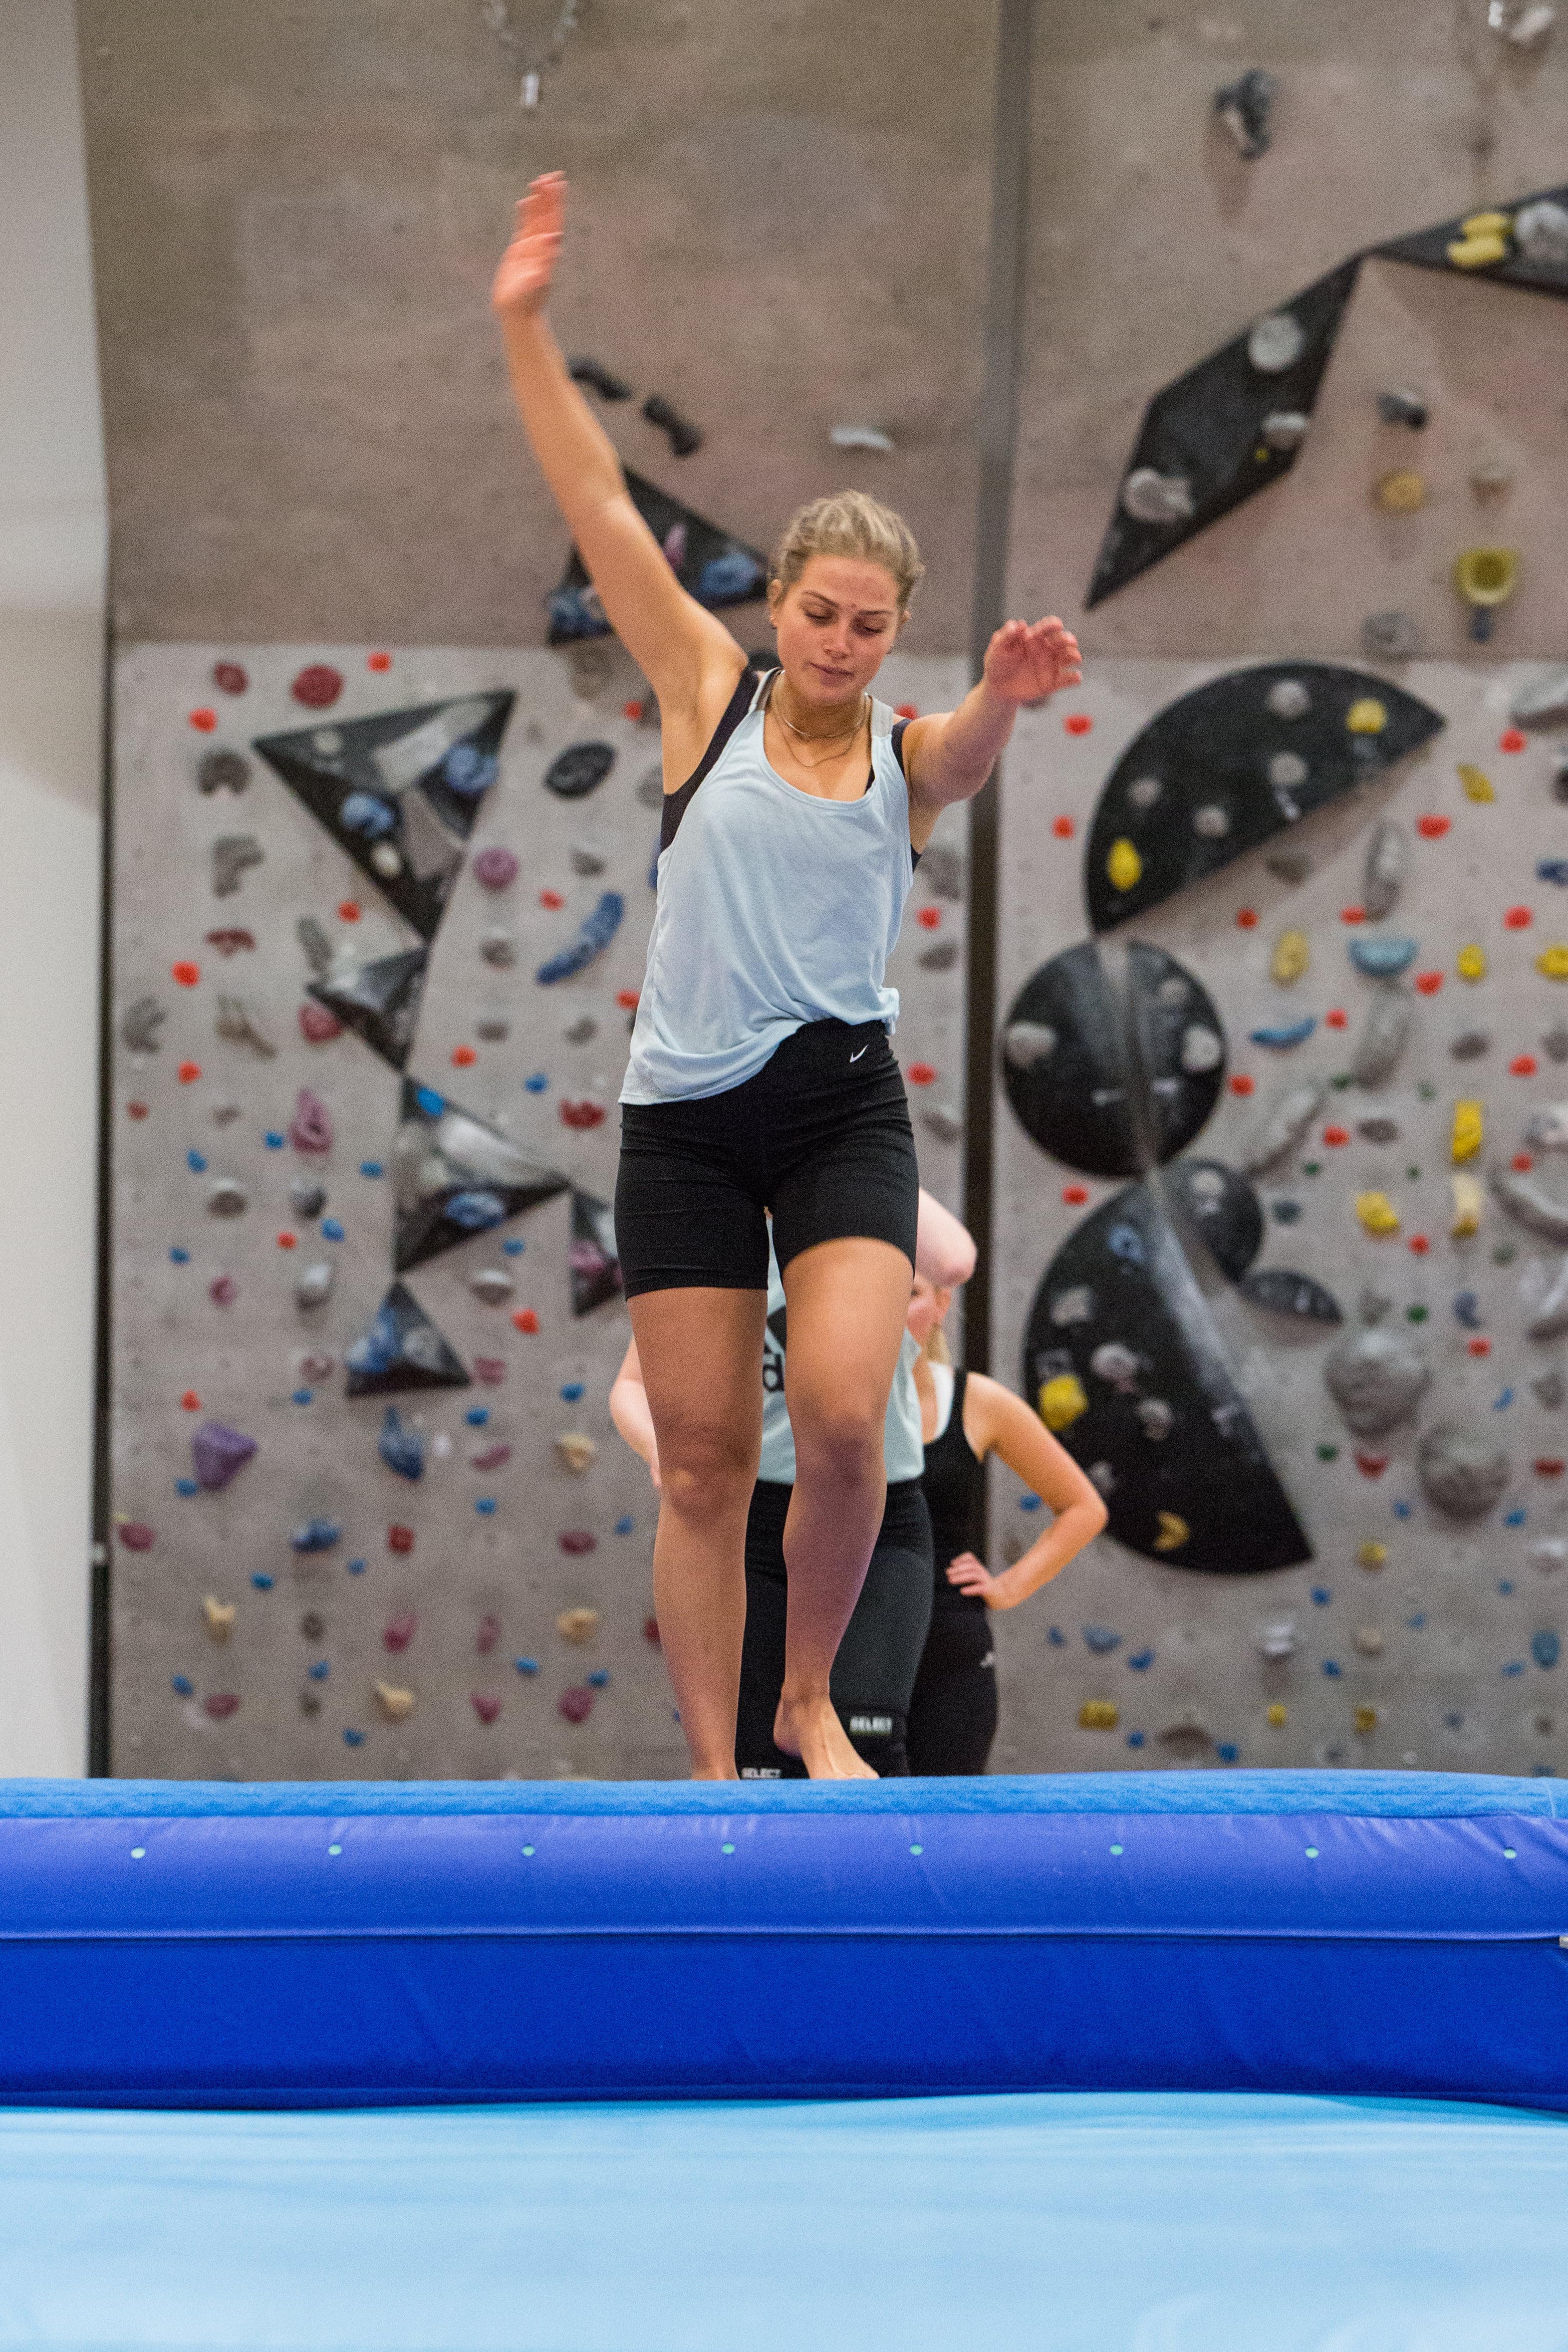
xmin=0 ymin=0 xmax=107 ymax=1774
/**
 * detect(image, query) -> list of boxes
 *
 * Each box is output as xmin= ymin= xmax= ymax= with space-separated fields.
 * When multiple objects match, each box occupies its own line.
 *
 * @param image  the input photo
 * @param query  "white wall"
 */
xmin=0 ymin=0 xmax=107 ymax=1774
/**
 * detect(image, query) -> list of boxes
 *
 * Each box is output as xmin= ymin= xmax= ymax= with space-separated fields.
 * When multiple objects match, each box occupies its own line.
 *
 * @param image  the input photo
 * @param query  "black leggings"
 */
xmin=616 ymin=1018 xmax=918 ymax=1296
xmin=736 ymin=1478 xmax=934 ymax=1777
xmin=905 ymin=1598 xmax=998 ymax=1775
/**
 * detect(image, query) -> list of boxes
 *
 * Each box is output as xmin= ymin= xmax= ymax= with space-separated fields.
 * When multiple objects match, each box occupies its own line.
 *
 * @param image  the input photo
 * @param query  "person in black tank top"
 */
xmin=905 ymin=1276 xmax=1110 ymax=1776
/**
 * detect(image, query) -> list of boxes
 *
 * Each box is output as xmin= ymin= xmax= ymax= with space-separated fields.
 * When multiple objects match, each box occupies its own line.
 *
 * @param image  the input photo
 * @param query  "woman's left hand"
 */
xmin=945 ymin=1551 xmax=1018 ymax=1609
xmin=982 ymin=616 xmax=1083 ymax=708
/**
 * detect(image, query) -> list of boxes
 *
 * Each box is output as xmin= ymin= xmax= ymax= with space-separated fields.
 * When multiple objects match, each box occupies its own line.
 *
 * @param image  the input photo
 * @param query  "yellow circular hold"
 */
xmin=1457 ymin=764 xmax=1495 ymax=805
xmin=1374 ymin=468 xmax=1426 ymax=514
xmin=1346 ymin=698 xmax=1387 ymax=735
xmin=1454 ymin=546 xmax=1518 ymax=609
xmin=1356 ymin=1189 xmax=1401 ymax=1236
xmin=1106 ymin=836 xmax=1142 ymax=893
xmin=1267 ymin=1703 xmax=1288 ymax=1729
xmin=1353 ymin=1705 xmax=1379 ymax=1736
xmin=1271 ymin=928 xmax=1310 ymax=985
xmin=1447 ymin=231 xmax=1509 ymax=269
xmin=1358 ymin=1540 xmax=1388 ymax=1570
xmin=1460 ymin=210 xmax=1512 ymax=238
xmin=1038 ymin=1373 xmax=1089 ymax=1432
xmin=1538 ymin=945 xmax=1568 ymax=981
xmin=1456 ymin=942 xmax=1488 ymax=981
xmin=1079 ymin=1699 xmax=1119 ymax=1732
xmin=1452 ymin=1099 xmax=1484 ymax=1164
xmin=1153 ymin=1509 xmax=1190 ymax=1553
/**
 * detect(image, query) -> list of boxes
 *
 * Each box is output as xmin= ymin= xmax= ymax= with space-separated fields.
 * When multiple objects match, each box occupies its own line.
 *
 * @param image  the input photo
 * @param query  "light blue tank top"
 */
xmin=621 ymin=671 xmax=914 ymax=1105
xmin=757 ymin=1238 xmax=925 ymax=1485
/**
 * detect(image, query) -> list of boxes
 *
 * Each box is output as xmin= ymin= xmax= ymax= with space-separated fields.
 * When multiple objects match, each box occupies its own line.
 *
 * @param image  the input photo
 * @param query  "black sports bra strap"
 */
xmin=660 ymin=666 xmax=764 ymax=852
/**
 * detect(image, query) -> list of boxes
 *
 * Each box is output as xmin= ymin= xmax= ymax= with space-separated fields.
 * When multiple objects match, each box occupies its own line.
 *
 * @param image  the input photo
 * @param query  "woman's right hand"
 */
xmin=491 ymin=172 xmax=566 ymax=323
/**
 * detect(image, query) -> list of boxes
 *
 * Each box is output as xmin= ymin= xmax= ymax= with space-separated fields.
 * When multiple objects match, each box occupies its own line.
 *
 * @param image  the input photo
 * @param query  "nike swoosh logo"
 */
xmin=849 ymin=1045 xmax=869 ymax=1062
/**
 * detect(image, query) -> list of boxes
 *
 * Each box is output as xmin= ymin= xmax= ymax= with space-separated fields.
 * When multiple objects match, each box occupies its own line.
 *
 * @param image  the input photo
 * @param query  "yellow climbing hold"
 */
xmin=1538 ymin=945 xmax=1568 ymax=980
xmin=374 ymin=1682 xmax=415 ymax=1721
xmin=1356 ymin=1190 xmax=1401 ymax=1236
xmin=1462 ymin=210 xmax=1512 ymax=238
xmin=1106 ymin=837 xmax=1142 ymax=893
xmin=1153 ymin=1509 xmax=1190 ymax=1553
xmin=1374 ymin=468 xmax=1426 ymax=514
xmin=1267 ymin=1703 xmax=1288 ymax=1728
xmin=202 ymin=1596 xmax=234 ymax=1642
xmin=1353 ymin=1705 xmax=1379 ymax=1736
xmin=1451 ymin=1172 xmax=1484 ymax=1237
xmin=1038 ymin=1373 xmax=1089 ymax=1432
xmin=1452 ymin=1099 xmax=1483 ymax=1164
xmin=1458 ymin=764 xmax=1495 ymax=804
xmin=1456 ymin=941 xmax=1487 ymax=981
xmin=557 ymin=1607 xmax=600 ymax=1644
xmin=555 ymin=1431 xmax=596 ymax=1472
xmin=1346 ymin=698 xmax=1387 ymax=734
xmin=1454 ymin=546 xmax=1518 ymax=616
xmin=1358 ymin=1539 xmax=1388 ymax=1571
xmin=1271 ymin=928 xmax=1309 ymax=984
xmin=1447 ymin=230 xmax=1508 ymax=268
xmin=1079 ymin=1699 xmax=1119 ymax=1731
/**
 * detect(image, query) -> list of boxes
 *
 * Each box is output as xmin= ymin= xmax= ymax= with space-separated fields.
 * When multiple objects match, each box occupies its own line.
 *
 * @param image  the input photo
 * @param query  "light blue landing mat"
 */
xmin=1 ymin=2091 xmax=1565 ymax=2349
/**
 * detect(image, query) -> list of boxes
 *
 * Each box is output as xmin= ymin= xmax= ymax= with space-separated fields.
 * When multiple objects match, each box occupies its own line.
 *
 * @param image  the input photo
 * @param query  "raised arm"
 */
xmin=944 ymin=1373 xmax=1106 ymax=1611
xmin=903 ymin=616 xmax=1083 ymax=825
xmin=609 ymin=1337 xmax=662 ymax=1489
xmin=491 ymin=174 xmax=744 ymax=743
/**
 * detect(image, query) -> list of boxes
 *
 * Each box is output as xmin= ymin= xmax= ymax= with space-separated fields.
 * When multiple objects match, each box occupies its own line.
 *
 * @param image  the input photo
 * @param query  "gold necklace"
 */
xmin=770 ymin=684 xmax=868 ymax=769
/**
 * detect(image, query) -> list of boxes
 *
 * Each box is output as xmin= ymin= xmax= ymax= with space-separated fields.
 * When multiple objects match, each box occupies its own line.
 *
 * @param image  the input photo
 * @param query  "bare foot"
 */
xmin=774 ymin=1692 xmax=877 ymax=1779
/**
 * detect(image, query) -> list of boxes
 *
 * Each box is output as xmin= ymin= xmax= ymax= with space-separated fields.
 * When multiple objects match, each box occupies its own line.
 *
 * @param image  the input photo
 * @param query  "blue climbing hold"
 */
xmin=1499 ymin=1580 xmax=1515 ymax=1595
xmin=379 ymin=1407 xmax=425 ymax=1482
xmin=697 ymin=550 xmax=764 ymax=604
xmin=1407 ymin=1613 xmax=1426 ymax=1628
xmin=1083 ymin=1626 xmax=1121 ymax=1654
xmin=1349 ymin=936 xmax=1418 ymax=979
xmin=536 ymin=891 xmax=625 ymax=985
xmin=524 ymin=1073 xmax=549 ymax=1094
xmin=1505 ymin=1507 xmax=1529 ymax=1527
xmin=1107 ymin=1222 xmax=1146 ymax=1265
xmin=1047 ymin=1626 xmax=1067 ymax=1648
xmin=321 ymin=1218 xmax=345 ymax=1241
xmin=347 ymin=1557 xmax=367 ymax=1576
xmin=1495 ymin=1387 xmax=1515 ymax=1410
xmin=339 ymin=791 xmax=397 ymax=838
xmin=1216 ymin=1742 xmax=1239 ymax=1763
xmin=442 ymin=743 xmax=499 ymax=796
xmin=1248 ymin=1017 xmax=1317 ymax=1050
xmin=615 ymin=1514 xmax=635 ymax=1535
xmin=560 ymin=1382 xmax=585 ymax=1403
xmin=475 ymin=1497 xmax=497 ymax=1515
xmin=175 ymin=1477 xmax=198 ymax=1497
xmin=171 ymin=1675 xmax=193 ymax=1696
xmin=360 ymin=1160 xmax=385 ymax=1178
xmin=1127 ymin=1649 xmax=1155 ymax=1671
xmin=502 ymin=1237 xmax=527 ymax=1255
xmin=1019 ymin=1493 xmax=1042 ymax=1513
xmin=343 ymin=1727 xmax=366 ymax=1747
xmin=265 ymin=1131 xmax=285 ymax=1149
xmin=1323 ymin=1660 xmax=1343 ymax=1678
xmin=1393 ymin=1499 xmax=1413 ymax=1519
xmin=250 ymin=1573 xmax=274 ymax=1591
xmin=1532 ymin=1628 xmax=1560 ymax=1669
xmin=1270 ymin=1200 xmax=1302 ymax=1224
xmin=308 ymin=1658 xmax=331 ymax=1681
xmin=588 ymin=1668 xmax=611 ymax=1688
xmin=185 ymin=1150 xmax=207 ymax=1173
xmin=169 ymin=1246 xmax=190 ymax=1263
xmin=1126 ymin=1730 xmax=1146 ymax=1748
xmin=445 ymin=1190 xmax=506 ymax=1231
xmin=1538 ymin=860 xmax=1568 ymax=887
xmin=292 ymin=1388 xmax=314 ymax=1406
xmin=291 ymin=1517 xmax=342 ymax=1553
xmin=465 ymin=1407 xmax=490 ymax=1427
xmin=415 ymin=1087 xmax=444 ymax=1118
xmin=1453 ymin=1290 xmax=1483 ymax=1329
xmin=1312 ymin=1587 xmax=1331 ymax=1605
xmin=1502 ymin=1660 xmax=1526 ymax=1678
xmin=347 ymin=1305 xmax=399 ymax=1377
xmin=514 ymin=1657 xmax=540 ymax=1676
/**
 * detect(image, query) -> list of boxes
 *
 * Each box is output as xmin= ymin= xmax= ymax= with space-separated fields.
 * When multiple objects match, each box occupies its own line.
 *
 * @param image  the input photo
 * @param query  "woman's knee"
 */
xmin=658 ymin=1419 xmax=757 ymax=1520
xmin=790 ymin=1395 xmax=885 ymax=1489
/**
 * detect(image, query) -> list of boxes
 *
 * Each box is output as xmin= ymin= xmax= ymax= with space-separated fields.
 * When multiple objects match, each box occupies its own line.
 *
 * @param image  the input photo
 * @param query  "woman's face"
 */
xmin=768 ymin=554 xmax=904 ymax=707
xmin=906 ymin=1272 xmax=950 ymax=1349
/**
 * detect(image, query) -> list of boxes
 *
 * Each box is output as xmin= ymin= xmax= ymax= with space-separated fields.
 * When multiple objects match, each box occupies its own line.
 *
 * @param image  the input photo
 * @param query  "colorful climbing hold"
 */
xmin=1356 ymin=1192 xmax=1401 ymax=1236
xmin=1106 ymin=839 xmax=1142 ymax=893
xmin=1417 ymin=814 xmax=1451 ymax=840
xmin=1079 ymin=1700 xmax=1119 ymax=1730
xmin=1537 ymin=946 xmax=1568 ymax=979
xmin=1064 ymin=713 xmax=1092 ymax=736
xmin=1346 ymin=699 xmax=1387 ymax=734
xmin=1500 ymin=728 xmax=1527 ymax=753
xmin=1053 ymin=816 xmax=1075 ymax=840
xmin=1452 ymin=1100 xmax=1483 ymax=1164
xmin=1152 ymin=1512 xmax=1190 ymax=1553
xmin=1236 ymin=908 xmax=1258 ymax=930
xmin=1511 ymin=1054 xmax=1539 ymax=1077
xmin=291 ymin=664 xmax=343 ymax=709
xmin=1458 ymin=764 xmax=1495 ymax=803
xmin=1457 ymin=944 xmax=1487 ymax=982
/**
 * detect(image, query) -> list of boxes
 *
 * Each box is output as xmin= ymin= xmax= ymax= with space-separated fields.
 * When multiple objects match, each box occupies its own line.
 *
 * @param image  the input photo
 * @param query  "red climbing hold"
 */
xmin=367 ymin=651 xmax=392 ymax=673
xmin=1500 ymin=728 xmax=1526 ymax=753
xmin=1513 ymin=1152 xmax=1534 ymax=1172
xmin=1236 ymin=908 xmax=1258 ymax=929
xmin=476 ymin=1615 xmax=501 ymax=1655
xmin=276 ymin=1232 xmax=297 ymax=1250
xmin=172 ymin=960 xmax=200 ymax=986
xmin=387 ymin=1526 xmax=415 ymax=1555
xmin=643 ymin=1616 xmax=661 ymax=1646
xmin=209 ymin=1275 xmax=237 ymax=1306
xmin=117 ymin=1523 xmax=155 ymax=1551
xmin=1467 ymin=1336 xmax=1491 ymax=1357
xmin=1414 ymin=972 xmax=1442 ymax=996
xmin=188 ymin=708 xmax=217 ymax=733
xmin=559 ymin=1530 xmax=597 ymax=1555
xmin=561 ymin=1099 xmax=607 ymax=1129
xmin=299 ymin=1002 xmax=342 ymax=1042
xmin=907 ymin=1063 xmax=937 ymax=1087
xmin=622 ymin=699 xmax=644 ymax=722
xmin=1052 ymin=816 xmax=1075 ymax=840
xmin=177 ymin=1062 xmax=201 ymax=1084
xmin=512 ymin=1308 xmax=539 ymax=1334
xmin=1322 ymin=1124 xmax=1349 ymax=1147
xmin=1355 ymin=1451 xmax=1389 ymax=1478
xmin=451 ymin=1045 xmax=477 ymax=1068
xmin=383 ymin=1610 xmax=417 ymax=1649
xmin=1062 ymin=1184 xmax=1089 ymax=1206
xmin=212 ymin=662 xmax=248 ymax=696
xmin=1534 ymin=1458 xmax=1566 ymax=1477
xmin=338 ymin=900 xmax=361 ymax=923
xmin=1504 ymin=906 xmax=1533 ymax=930
xmin=1340 ymin=906 xmax=1366 ymax=925
xmin=616 ymin=988 xmax=641 ymax=1009
xmin=1408 ymin=1234 xmax=1431 ymax=1255
xmin=203 ymin=1693 xmax=240 ymax=1720
xmin=540 ymin=889 xmax=565 ymax=909
xmin=471 ymin=1692 xmax=502 ymax=1725
xmin=291 ymin=664 xmax=344 ymax=710
xmin=559 ymin=1686 xmax=595 ymax=1724
xmin=1417 ymin=815 xmax=1451 ymax=840
xmin=205 ymin=928 xmax=255 ymax=954
xmin=917 ymin=906 xmax=942 ymax=930
xmin=1229 ymin=1075 xmax=1254 ymax=1098
xmin=1511 ymin=1054 xmax=1538 ymax=1077
xmin=1325 ymin=1009 xmax=1348 ymax=1030
xmin=180 ymin=1390 xmax=201 ymax=1411
xmin=126 ymin=1101 xmax=149 ymax=1120
xmin=895 ymin=702 xmax=919 ymax=721
xmin=1064 ymin=713 xmax=1093 ymax=737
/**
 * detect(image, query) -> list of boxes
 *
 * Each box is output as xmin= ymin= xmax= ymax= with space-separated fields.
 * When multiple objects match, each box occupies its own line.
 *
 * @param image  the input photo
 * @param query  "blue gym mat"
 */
xmin=0 ymin=2092 xmax=1563 ymax=2349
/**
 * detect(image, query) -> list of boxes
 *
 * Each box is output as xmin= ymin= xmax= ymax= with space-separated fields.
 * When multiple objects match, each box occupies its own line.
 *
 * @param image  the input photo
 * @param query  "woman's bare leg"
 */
xmin=775 ymin=1237 xmax=914 ymax=1778
xmin=628 ymin=1285 xmax=767 ymax=1779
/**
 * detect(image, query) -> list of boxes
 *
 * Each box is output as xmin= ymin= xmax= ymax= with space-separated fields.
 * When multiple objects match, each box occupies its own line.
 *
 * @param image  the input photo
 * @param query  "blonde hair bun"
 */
xmin=770 ymin=491 xmax=924 ymax=612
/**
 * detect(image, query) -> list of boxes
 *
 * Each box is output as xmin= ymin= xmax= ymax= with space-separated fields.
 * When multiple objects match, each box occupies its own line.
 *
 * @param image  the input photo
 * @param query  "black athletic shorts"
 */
xmin=616 ymin=1017 xmax=918 ymax=1299
xmin=735 ymin=1476 xmax=934 ymax=1778
xmin=905 ymin=1596 xmax=998 ymax=1776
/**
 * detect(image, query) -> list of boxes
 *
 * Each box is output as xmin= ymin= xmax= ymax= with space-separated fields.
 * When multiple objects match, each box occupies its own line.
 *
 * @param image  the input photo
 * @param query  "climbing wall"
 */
xmin=991 ymin=656 xmax=1568 ymax=1777
xmin=110 ymin=642 xmax=967 ymax=1780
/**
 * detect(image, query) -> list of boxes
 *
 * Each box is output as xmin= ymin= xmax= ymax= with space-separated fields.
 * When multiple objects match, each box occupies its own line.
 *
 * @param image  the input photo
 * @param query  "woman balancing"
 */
xmin=492 ymin=172 xmax=1083 ymax=1779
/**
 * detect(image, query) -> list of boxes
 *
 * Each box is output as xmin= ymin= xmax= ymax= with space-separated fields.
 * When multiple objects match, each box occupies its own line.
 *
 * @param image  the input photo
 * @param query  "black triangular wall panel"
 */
xmin=344 ymin=1280 xmax=471 ymax=1397
xmin=549 ymin=471 xmax=766 ymax=642
xmin=1373 ymin=182 xmax=1568 ymax=300
xmin=392 ymin=1079 xmax=571 ymax=1274
xmin=308 ymin=947 xmax=427 ymax=1072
